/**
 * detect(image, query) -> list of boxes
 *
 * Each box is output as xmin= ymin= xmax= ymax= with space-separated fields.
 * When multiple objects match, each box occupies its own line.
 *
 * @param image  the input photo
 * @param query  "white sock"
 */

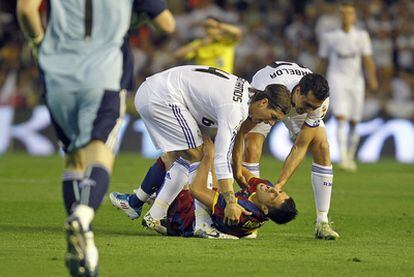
xmin=242 ymin=162 xmax=260 ymax=177
xmin=188 ymin=162 xmax=213 ymax=230
xmin=195 ymin=199 xmax=213 ymax=230
xmin=337 ymin=120 xmax=348 ymax=163
xmin=72 ymin=204 xmax=95 ymax=231
xmin=348 ymin=125 xmax=360 ymax=161
xmin=133 ymin=187 xmax=150 ymax=202
xmin=311 ymin=163 xmax=333 ymax=224
xmin=195 ymin=170 xmax=213 ymax=230
xmin=149 ymin=157 xmax=190 ymax=219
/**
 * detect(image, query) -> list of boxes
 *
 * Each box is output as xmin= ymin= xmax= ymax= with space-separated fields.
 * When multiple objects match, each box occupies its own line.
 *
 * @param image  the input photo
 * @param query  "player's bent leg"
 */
xmin=63 ymin=150 xmax=85 ymax=215
xmin=62 ymin=150 xmax=99 ymax=276
xmin=310 ymin=128 xmax=331 ymax=167
xmin=310 ymin=127 xmax=339 ymax=240
xmin=335 ymin=115 xmax=349 ymax=169
xmin=244 ymin=132 xmax=266 ymax=177
xmin=143 ymin=154 xmax=193 ymax=234
xmin=110 ymin=156 xmax=167 ymax=219
xmin=179 ymin=146 xmax=218 ymax=233
xmin=77 ymin=140 xmax=114 ymax=215
xmin=83 ymin=140 xmax=115 ymax=173
xmin=65 ymin=142 xmax=111 ymax=275
xmin=66 ymin=140 xmax=114 ymax=275
xmin=142 ymin=147 xmax=204 ymax=235
xmin=347 ymin=120 xmax=359 ymax=171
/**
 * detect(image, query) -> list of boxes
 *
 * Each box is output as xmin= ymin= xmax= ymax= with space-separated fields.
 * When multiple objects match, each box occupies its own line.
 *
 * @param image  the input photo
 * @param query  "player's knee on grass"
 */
xmin=244 ymin=133 xmax=265 ymax=163
xmin=83 ymin=140 xmax=115 ymax=172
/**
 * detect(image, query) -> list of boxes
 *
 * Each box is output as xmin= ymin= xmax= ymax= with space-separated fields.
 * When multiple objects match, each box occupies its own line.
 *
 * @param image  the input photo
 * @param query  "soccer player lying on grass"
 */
xmin=181 ymin=136 xmax=297 ymax=238
xmin=112 ymin=136 xmax=297 ymax=239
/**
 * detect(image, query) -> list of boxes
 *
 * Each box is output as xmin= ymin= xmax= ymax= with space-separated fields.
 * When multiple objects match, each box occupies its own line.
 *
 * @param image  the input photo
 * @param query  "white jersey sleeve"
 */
xmin=361 ymin=30 xmax=373 ymax=56
xmin=214 ymin=104 xmax=246 ymax=180
xmin=304 ymin=98 xmax=329 ymax=128
xmin=318 ymin=32 xmax=331 ymax=58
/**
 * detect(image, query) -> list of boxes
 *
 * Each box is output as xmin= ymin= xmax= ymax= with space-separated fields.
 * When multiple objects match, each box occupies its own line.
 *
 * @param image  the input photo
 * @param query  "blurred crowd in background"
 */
xmin=1 ymin=0 xmax=413 ymax=120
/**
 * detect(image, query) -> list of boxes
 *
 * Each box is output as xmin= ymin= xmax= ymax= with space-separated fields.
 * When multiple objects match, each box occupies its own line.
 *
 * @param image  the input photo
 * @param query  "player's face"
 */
xmin=205 ymin=25 xmax=221 ymax=39
xmin=293 ymin=89 xmax=324 ymax=115
xmin=256 ymin=183 xmax=289 ymax=208
xmin=249 ymin=99 xmax=285 ymax=126
xmin=340 ymin=6 xmax=356 ymax=26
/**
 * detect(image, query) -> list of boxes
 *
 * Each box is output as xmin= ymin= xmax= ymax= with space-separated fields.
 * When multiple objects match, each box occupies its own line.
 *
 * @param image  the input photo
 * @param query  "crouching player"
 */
xmin=151 ymin=136 xmax=297 ymax=238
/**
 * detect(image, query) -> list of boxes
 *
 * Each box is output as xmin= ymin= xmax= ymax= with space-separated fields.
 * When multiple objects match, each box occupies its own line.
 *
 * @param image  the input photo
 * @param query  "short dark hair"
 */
xmin=250 ymin=84 xmax=291 ymax=115
xmin=298 ymin=73 xmax=329 ymax=101
xmin=266 ymin=197 xmax=298 ymax=224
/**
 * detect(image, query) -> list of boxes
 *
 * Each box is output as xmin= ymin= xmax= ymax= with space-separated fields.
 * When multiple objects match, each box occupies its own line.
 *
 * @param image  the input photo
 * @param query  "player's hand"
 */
xmin=275 ymin=182 xmax=284 ymax=192
xmin=202 ymin=135 xmax=214 ymax=158
xmin=27 ymin=34 xmax=44 ymax=64
xmin=233 ymin=165 xmax=248 ymax=188
xmin=224 ymin=202 xmax=252 ymax=226
xmin=204 ymin=18 xmax=219 ymax=29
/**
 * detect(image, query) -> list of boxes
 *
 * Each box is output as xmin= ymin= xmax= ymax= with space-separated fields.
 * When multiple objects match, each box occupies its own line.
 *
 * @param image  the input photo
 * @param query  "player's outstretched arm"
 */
xmin=216 ymin=20 xmax=242 ymax=42
xmin=152 ymin=9 xmax=175 ymax=34
xmin=275 ymin=125 xmax=319 ymax=190
xmin=16 ymin=0 xmax=44 ymax=61
xmin=363 ymin=55 xmax=378 ymax=92
xmin=188 ymin=136 xmax=217 ymax=209
xmin=241 ymin=166 xmax=255 ymax=185
xmin=174 ymin=38 xmax=213 ymax=60
xmin=232 ymin=119 xmax=257 ymax=187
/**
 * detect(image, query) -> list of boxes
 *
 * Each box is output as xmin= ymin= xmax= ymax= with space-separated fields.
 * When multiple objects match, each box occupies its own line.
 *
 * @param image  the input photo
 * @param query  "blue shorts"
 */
xmin=44 ymin=87 xmax=125 ymax=153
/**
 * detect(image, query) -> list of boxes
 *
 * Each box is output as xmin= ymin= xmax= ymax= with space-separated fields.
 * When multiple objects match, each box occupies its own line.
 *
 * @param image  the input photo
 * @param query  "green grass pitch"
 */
xmin=0 ymin=153 xmax=413 ymax=276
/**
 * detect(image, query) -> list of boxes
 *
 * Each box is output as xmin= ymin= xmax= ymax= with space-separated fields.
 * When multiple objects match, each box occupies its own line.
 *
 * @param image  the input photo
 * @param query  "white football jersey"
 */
xmin=144 ymin=65 xmax=251 ymax=179
xmin=251 ymin=61 xmax=329 ymax=129
xmin=318 ymin=27 xmax=373 ymax=79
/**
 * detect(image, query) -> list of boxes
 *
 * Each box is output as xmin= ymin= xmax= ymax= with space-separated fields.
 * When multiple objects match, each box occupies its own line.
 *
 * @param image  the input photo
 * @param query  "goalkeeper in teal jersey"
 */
xmin=17 ymin=0 xmax=174 ymax=276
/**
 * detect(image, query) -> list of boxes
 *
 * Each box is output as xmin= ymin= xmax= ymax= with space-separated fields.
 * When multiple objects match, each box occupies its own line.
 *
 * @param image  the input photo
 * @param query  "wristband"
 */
xmin=27 ymin=33 xmax=44 ymax=45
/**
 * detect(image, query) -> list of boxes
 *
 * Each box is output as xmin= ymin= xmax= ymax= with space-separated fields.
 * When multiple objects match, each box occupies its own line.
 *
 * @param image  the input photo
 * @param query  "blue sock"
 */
xmin=129 ymin=194 xmax=144 ymax=209
xmin=62 ymin=172 xmax=83 ymax=215
xmin=129 ymin=157 xmax=166 ymax=209
xmin=80 ymin=165 xmax=110 ymax=211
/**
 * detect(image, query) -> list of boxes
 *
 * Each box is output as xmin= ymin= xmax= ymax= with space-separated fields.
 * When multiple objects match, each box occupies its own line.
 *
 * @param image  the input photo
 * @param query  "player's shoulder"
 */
xmin=354 ymin=27 xmax=371 ymax=39
xmin=255 ymin=61 xmax=311 ymax=75
xmin=353 ymin=26 xmax=368 ymax=33
xmin=321 ymin=28 xmax=341 ymax=38
xmin=308 ymin=97 xmax=329 ymax=119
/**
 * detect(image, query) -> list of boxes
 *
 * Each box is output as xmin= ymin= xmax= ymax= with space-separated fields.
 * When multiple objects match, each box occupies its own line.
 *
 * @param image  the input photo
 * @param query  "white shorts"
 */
xmin=249 ymin=115 xmax=326 ymax=140
xmin=328 ymin=75 xmax=365 ymax=122
xmin=134 ymin=81 xmax=203 ymax=152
